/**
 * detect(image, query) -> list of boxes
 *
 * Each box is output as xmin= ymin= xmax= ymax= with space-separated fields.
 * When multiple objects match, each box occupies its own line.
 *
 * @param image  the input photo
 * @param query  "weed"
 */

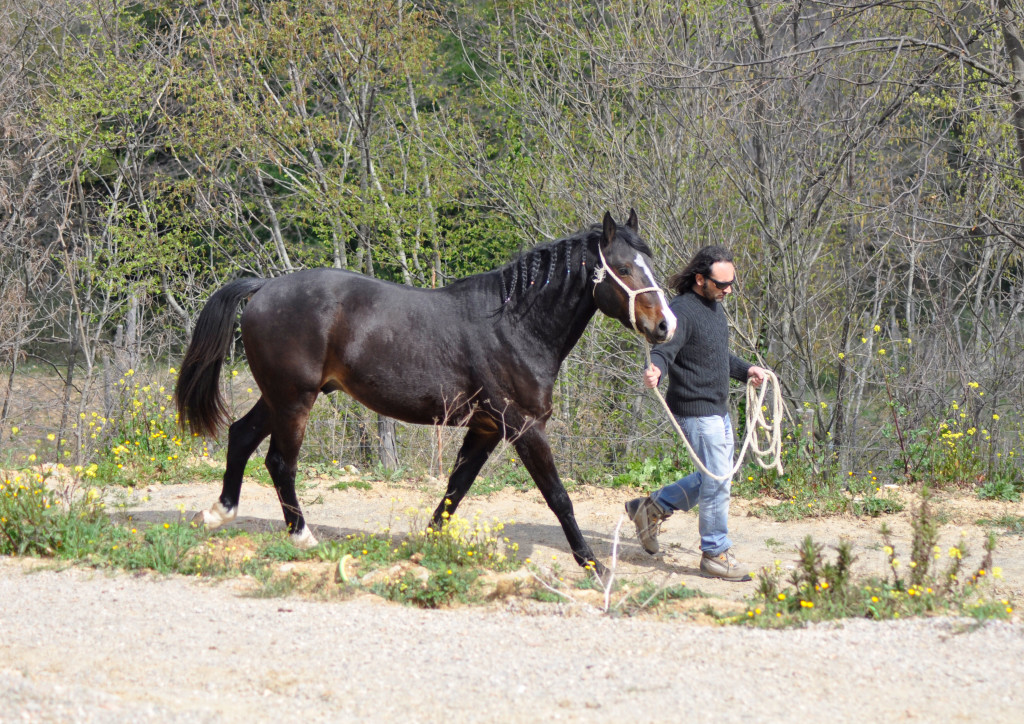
xmin=0 ymin=470 xmax=120 ymax=557
xmin=314 ymin=508 xmax=520 ymax=607
xmin=619 ymin=582 xmax=702 ymax=614
xmin=744 ymin=487 xmax=1011 ymax=627
xmin=243 ymin=460 xmax=274 ymax=486
xmin=610 ymin=457 xmax=687 ymax=491
xmin=245 ymin=570 xmax=300 ymax=599
xmin=258 ymin=537 xmax=309 ymax=563
xmin=976 ymin=479 xmax=1022 ymax=502
xmin=472 ymin=463 xmax=533 ymax=495
xmin=530 ymin=588 xmax=565 ymax=603
xmin=367 ymin=463 xmax=409 ymax=483
xmin=370 ymin=568 xmax=477 ymax=608
xmin=85 ymin=368 xmax=208 ymax=486
xmin=850 ymin=492 xmax=904 ymax=517
xmin=118 ymin=521 xmax=206 ymax=574
xmin=328 ymin=479 xmax=372 ymax=492
xmin=976 ymin=515 xmax=1024 ymax=536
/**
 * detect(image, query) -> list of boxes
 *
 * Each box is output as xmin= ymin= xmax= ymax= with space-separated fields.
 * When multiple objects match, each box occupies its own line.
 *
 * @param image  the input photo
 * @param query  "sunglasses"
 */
xmin=706 ymin=276 xmax=735 ymax=290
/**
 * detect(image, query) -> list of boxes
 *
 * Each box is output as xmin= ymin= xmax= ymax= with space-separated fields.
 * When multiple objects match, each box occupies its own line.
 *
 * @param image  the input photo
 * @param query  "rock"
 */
xmin=476 ymin=568 xmax=534 ymax=599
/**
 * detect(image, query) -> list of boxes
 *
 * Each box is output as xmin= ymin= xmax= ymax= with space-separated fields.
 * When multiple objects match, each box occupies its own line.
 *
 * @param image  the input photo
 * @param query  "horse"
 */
xmin=174 ymin=210 xmax=676 ymax=573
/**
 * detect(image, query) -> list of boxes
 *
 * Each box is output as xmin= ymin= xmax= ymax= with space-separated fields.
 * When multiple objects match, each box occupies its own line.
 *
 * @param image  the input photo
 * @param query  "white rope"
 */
xmin=642 ymin=341 xmax=784 ymax=482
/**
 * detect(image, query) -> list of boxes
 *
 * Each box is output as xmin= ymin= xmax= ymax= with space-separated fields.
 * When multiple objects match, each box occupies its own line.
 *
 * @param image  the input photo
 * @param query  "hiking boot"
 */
xmin=700 ymin=549 xmax=752 ymax=582
xmin=624 ymin=496 xmax=669 ymax=554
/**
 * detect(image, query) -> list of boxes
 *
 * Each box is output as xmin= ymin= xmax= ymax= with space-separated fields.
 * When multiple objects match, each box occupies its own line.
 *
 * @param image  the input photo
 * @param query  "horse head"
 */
xmin=591 ymin=209 xmax=676 ymax=344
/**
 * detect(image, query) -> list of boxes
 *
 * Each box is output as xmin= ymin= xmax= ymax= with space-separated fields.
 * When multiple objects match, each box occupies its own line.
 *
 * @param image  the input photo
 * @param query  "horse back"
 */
xmin=239 ymin=269 xmax=547 ymax=427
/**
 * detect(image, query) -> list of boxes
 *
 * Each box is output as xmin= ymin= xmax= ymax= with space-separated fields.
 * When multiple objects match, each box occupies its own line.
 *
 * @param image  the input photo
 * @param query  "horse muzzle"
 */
xmin=635 ymin=299 xmax=676 ymax=344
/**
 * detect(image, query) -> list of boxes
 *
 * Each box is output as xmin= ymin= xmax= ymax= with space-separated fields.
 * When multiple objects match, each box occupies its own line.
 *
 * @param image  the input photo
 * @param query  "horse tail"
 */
xmin=175 ymin=278 xmax=267 ymax=438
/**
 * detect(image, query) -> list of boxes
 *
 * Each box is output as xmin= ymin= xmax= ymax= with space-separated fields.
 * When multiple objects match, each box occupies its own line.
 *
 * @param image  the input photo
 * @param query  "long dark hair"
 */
xmin=667 ymin=245 xmax=733 ymax=295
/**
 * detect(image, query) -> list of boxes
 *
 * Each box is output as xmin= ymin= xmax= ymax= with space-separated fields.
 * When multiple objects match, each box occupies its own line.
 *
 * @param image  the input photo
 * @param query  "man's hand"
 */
xmin=643 ymin=365 xmax=661 ymax=389
xmin=747 ymin=365 xmax=768 ymax=387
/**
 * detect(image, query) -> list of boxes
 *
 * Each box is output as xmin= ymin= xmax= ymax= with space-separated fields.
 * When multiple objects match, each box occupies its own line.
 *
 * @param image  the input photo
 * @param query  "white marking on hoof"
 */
xmin=192 ymin=501 xmax=237 ymax=529
xmin=291 ymin=526 xmax=319 ymax=549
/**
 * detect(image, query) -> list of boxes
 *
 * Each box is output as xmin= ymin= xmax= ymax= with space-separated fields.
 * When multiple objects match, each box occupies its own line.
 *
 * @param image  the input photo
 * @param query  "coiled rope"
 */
xmin=642 ymin=341 xmax=785 ymax=481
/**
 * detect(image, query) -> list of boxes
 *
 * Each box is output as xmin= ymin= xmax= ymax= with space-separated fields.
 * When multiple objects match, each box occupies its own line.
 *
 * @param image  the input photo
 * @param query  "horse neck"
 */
xmin=500 ymin=238 xmax=600 ymax=364
xmin=553 ymin=288 xmax=598 ymax=362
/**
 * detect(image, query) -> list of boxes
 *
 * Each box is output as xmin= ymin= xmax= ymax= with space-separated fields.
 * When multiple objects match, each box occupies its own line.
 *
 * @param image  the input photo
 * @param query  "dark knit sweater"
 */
xmin=649 ymin=291 xmax=751 ymax=418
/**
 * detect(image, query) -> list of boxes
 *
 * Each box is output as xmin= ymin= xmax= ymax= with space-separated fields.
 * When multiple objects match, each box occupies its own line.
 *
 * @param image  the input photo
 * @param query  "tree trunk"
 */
xmin=997 ymin=0 xmax=1024 ymax=178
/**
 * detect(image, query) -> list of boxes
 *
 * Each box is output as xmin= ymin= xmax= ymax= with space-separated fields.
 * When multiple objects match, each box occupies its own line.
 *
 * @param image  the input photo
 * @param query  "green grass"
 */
xmin=977 ymin=515 xmax=1024 ymax=536
xmin=471 ymin=463 xmax=535 ymax=495
xmin=619 ymin=582 xmax=703 ymax=614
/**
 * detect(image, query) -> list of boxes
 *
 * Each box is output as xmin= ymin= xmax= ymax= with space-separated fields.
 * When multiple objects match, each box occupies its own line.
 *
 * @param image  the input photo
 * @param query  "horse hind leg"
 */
xmin=194 ymin=399 xmax=271 ymax=529
xmin=264 ymin=399 xmax=318 ymax=548
xmin=429 ymin=428 xmax=500 ymax=529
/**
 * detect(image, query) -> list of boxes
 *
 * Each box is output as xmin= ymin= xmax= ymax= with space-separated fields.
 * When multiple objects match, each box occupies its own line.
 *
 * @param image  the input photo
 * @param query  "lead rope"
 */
xmin=641 ymin=340 xmax=784 ymax=481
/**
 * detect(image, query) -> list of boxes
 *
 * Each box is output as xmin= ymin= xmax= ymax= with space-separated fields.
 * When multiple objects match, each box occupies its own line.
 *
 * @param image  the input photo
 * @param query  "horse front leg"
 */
xmin=194 ymin=399 xmax=270 ymax=529
xmin=429 ymin=427 xmax=500 ymax=529
xmin=513 ymin=426 xmax=603 ymax=575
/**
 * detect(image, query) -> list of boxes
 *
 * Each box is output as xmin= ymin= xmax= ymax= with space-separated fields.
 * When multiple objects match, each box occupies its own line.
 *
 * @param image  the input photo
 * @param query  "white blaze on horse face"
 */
xmin=634 ymin=253 xmax=676 ymax=338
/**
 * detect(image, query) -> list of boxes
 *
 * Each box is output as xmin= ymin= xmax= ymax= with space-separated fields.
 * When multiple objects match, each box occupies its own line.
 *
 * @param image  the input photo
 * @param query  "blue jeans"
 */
xmin=651 ymin=414 xmax=734 ymax=556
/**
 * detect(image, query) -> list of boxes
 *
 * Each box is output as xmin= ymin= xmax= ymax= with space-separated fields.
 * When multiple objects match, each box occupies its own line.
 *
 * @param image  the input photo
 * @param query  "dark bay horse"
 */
xmin=175 ymin=210 xmax=676 ymax=572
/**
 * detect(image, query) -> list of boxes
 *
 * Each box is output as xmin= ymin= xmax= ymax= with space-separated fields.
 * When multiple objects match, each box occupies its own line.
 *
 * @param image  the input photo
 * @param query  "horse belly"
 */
xmin=324 ymin=362 xmax=474 ymax=428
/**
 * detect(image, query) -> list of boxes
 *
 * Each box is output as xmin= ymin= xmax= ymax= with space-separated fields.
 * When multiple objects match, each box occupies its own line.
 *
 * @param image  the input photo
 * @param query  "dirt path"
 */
xmin=1 ymin=477 xmax=1023 ymax=722
xmin=116 ymin=475 xmax=1024 ymax=604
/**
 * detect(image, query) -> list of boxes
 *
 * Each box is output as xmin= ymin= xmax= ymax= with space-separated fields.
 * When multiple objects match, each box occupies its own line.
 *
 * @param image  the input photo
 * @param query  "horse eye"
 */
xmin=617 ymin=267 xmax=630 ymax=276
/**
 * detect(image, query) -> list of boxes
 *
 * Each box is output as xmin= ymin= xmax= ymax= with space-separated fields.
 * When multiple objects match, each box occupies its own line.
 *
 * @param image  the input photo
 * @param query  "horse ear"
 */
xmin=626 ymin=208 xmax=639 ymax=232
xmin=602 ymin=211 xmax=616 ymax=248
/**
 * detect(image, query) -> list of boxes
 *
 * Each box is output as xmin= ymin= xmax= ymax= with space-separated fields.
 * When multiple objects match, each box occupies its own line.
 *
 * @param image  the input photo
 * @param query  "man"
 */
xmin=625 ymin=245 xmax=767 ymax=581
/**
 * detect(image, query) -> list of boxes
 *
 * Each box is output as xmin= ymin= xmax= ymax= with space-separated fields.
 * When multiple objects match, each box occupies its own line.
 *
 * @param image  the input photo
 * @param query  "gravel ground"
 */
xmin=1 ymin=558 xmax=1022 ymax=723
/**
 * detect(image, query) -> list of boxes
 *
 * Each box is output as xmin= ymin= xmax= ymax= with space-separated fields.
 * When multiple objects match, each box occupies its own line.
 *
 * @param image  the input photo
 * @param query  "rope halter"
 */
xmin=593 ymin=244 xmax=666 ymax=334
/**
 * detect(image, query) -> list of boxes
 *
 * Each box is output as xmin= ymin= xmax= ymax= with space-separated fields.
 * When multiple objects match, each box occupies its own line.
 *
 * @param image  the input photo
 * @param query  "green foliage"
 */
xmin=314 ymin=510 xmax=521 ymax=607
xmin=1 ymin=471 xmax=520 ymax=607
xmin=96 ymin=368 xmax=197 ymax=483
xmin=256 ymin=537 xmax=307 ymax=563
xmin=610 ymin=457 xmax=687 ymax=491
xmin=118 ymin=521 xmax=207 ymax=574
xmin=0 ymin=473 xmax=123 ymax=557
xmin=879 ymin=395 xmax=1022 ymax=495
xmin=314 ymin=533 xmax=398 ymax=568
xmin=472 ymin=462 xmax=534 ymax=495
xmin=0 ymin=472 xmax=211 ymax=574
xmin=976 ymin=515 xmax=1024 ymax=536
xmin=242 ymin=460 xmax=274 ymax=486
xmin=327 ymin=478 xmax=373 ymax=492
xmin=744 ymin=490 xmax=1011 ymax=627
xmin=369 ymin=567 xmax=477 ymax=608
xmin=530 ymin=588 xmax=566 ymax=603
xmin=976 ymin=479 xmax=1022 ymax=503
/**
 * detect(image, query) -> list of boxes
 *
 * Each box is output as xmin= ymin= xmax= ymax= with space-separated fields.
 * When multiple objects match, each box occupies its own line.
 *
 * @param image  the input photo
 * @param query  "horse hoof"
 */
xmin=291 ymin=527 xmax=319 ymax=549
xmin=584 ymin=559 xmax=609 ymax=582
xmin=193 ymin=501 xmax=237 ymax=529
